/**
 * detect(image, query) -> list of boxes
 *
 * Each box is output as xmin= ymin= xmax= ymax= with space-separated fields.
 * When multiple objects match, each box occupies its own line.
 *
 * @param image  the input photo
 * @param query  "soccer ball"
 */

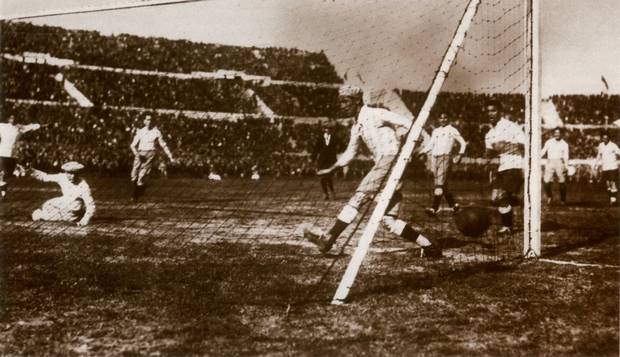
xmin=454 ymin=207 xmax=491 ymax=238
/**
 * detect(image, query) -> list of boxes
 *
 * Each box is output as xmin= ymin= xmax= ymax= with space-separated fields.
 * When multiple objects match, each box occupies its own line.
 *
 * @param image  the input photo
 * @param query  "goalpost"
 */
xmin=332 ymin=0 xmax=541 ymax=304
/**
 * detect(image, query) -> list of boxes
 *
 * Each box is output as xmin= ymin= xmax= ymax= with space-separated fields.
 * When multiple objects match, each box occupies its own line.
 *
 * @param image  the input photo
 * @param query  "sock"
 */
xmin=544 ymin=182 xmax=552 ymax=198
xmin=501 ymin=211 xmax=513 ymax=228
xmin=400 ymin=224 xmax=421 ymax=243
xmin=320 ymin=178 xmax=329 ymax=196
xmin=445 ymin=191 xmax=456 ymax=207
xmin=327 ymin=219 xmax=348 ymax=243
xmin=560 ymin=183 xmax=567 ymax=202
xmin=432 ymin=194 xmax=442 ymax=211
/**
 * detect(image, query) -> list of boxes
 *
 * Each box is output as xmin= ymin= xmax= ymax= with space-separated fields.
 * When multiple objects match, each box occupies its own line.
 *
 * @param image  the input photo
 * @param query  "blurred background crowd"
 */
xmin=2 ymin=21 xmax=619 ymax=181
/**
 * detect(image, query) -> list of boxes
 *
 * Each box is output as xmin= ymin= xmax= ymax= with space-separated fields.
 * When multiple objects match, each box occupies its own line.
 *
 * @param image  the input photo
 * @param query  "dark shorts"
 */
xmin=602 ymin=169 xmax=619 ymax=183
xmin=0 ymin=157 xmax=17 ymax=180
xmin=494 ymin=168 xmax=523 ymax=195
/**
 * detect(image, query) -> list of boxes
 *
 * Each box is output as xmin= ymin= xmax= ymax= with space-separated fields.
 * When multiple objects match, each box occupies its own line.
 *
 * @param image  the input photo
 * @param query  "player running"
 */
xmin=130 ymin=114 xmax=175 ymax=202
xmin=304 ymin=88 xmax=441 ymax=258
xmin=484 ymin=102 xmax=525 ymax=234
xmin=30 ymin=161 xmax=95 ymax=226
xmin=0 ymin=114 xmax=41 ymax=200
xmin=422 ymin=112 xmax=467 ymax=215
xmin=540 ymin=127 xmax=570 ymax=204
xmin=594 ymin=132 xmax=620 ymax=205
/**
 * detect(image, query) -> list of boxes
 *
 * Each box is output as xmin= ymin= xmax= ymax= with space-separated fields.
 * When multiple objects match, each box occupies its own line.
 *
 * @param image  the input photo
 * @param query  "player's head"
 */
xmin=143 ymin=115 xmax=153 ymax=129
xmin=61 ymin=161 xmax=84 ymax=183
xmin=438 ymin=113 xmax=448 ymax=127
xmin=601 ymin=131 xmax=610 ymax=143
xmin=486 ymin=100 xmax=502 ymax=123
xmin=5 ymin=115 xmax=16 ymax=125
xmin=553 ymin=127 xmax=562 ymax=140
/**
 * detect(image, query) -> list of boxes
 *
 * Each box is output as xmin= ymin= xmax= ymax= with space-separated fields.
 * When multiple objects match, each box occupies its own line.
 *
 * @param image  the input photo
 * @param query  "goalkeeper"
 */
xmin=304 ymin=88 xmax=441 ymax=258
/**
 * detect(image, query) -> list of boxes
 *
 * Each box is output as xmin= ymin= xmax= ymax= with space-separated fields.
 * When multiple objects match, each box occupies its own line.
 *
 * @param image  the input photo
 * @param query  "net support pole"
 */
xmin=523 ymin=0 xmax=541 ymax=258
xmin=331 ymin=0 xmax=482 ymax=305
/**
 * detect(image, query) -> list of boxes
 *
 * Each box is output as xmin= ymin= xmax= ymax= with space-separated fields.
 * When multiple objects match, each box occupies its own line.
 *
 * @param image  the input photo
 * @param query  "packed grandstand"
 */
xmin=1 ymin=21 xmax=619 ymax=179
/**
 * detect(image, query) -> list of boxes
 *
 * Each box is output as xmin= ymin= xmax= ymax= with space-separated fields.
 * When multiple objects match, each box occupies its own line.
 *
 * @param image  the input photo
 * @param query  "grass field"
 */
xmin=0 ymin=176 xmax=618 ymax=356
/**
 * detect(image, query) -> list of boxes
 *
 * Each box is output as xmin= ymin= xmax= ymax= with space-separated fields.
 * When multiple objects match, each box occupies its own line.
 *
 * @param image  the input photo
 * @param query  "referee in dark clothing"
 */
xmin=312 ymin=125 xmax=339 ymax=200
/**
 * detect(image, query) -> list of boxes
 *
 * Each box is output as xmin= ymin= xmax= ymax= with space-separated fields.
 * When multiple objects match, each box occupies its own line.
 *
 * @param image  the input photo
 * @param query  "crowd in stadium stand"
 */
xmin=551 ymin=94 xmax=620 ymax=125
xmin=1 ymin=21 xmax=342 ymax=84
xmin=3 ymin=21 xmax=619 ymax=181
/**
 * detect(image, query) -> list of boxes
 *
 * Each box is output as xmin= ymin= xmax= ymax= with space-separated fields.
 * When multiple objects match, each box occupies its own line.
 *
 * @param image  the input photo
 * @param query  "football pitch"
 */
xmin=1 ymin=176 xmax=618 ymax=355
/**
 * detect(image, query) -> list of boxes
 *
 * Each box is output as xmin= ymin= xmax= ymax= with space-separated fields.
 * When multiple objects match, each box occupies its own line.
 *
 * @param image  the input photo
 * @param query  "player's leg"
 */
xmin=426 ymin=155 xmax=445 ymax=216
xmin=0 ymin=157 xmax=17 ymax=200
xmin=543 ymin=162 xmax=554 ymax=203
xmin=557 ymin=164 xmax=567 ymax=204
xmin=130 ymin=154 xmax=142 ymax=201
xmin=442 ymin=157 xmax=458 ymax=210
xmin=382 ymin=190 xmax=441 ymax=257
xmin=604 ymin=170 xmax=618 ymax=205
xmin=136 ymin=151 xmax=156 ymax=198
xmin=326 ymin=172 xmax=335 ymax=198
xmin=320 ymin=175 xmax=330 ymax=200
xmin=305 ymin=156 xmax=392 ymax=253
xmin=496 ymin=169 xmax=522 ymax=233
xmin=33 ymin=197 xmax=73 ymax=222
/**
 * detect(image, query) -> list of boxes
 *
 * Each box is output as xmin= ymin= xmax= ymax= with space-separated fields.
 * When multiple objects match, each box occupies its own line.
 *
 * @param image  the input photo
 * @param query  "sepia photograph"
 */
xmin=0 ymin=0 xmax=618 ymax=355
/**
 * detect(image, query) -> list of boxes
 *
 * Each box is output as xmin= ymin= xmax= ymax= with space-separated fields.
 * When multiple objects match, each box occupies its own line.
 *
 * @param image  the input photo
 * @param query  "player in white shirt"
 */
xmin=423 ymin=113 xmax=467 ymax=215
xmin=304 ymin=88 xmax=441 ymax=258
xmin=130 ymin=115 xmax=175 ymax=202
xmin=30 ymin=161 xmax=95 ymax=226
xmin=594 ymin=132 xmax=620 ymax=205
xmin=540 ymin=127 xmax=570 ymax=204
xmin=0 ymin=115 xmax=41 ymax=200
xmin=484 ymin=101 xmax=525 ymax=234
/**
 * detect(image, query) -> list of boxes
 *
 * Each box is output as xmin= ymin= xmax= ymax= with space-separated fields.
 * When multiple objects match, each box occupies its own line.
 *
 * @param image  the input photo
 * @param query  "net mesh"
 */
xmin=1 ymin=0 xmax=538 ymax=306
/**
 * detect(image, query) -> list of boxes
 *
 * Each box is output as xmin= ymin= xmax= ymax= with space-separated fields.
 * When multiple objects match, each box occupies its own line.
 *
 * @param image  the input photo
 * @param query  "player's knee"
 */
xmin=434 ymin=186 xmax=443 ymax=196
xmin=349 ymin=192 xmax=368 ymax=208
xmin=337 ymin=205 xmax=359 ymax=224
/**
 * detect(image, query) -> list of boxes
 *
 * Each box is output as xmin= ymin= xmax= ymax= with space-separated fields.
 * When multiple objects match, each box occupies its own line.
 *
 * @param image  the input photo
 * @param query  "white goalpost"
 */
xmin=331 ymin=0 xmax=483 ymax=305
xmin=523 ymin=0 xmax=542 ymax=258
xmin=331 ymin=0 xmax=541 ymax=304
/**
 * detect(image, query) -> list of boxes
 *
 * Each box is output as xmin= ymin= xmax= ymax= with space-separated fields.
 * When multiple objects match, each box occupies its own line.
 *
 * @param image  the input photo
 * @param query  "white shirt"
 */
xmin=336 ymin=105 xmax=412 ymax=167
xmin=541 ymin=138 xmax=569 ymax=162
xmin=132 ymin=127 xmax=164 ymax=151
xmin=485 ymin=118 xmax=525 ymax=172
xmin=597 ymin=142 xmax=620 ymax=171
xmin=32 ymin=170 xmax=96 ymax=224
xmin=425 ymin=124 xmax=466 ymax=156
xmin=0 ymin=123 xmax=40 ymax=158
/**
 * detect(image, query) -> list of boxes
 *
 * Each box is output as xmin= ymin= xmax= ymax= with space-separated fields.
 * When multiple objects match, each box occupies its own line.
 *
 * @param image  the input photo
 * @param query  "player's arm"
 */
xmin=563 ymin=142 xmax=570 ymax=169
xmin=453 ymin=128 xmax=467 ymax=155
xmin=29 ymin=168 xmax=60 ymax=183
xmin=594 ymin=144 xmax=603 ymax=170
xmin=540 ymin=140 xmax=549 ymax=158
xmin=130 ymin=131 xmax=140 ymax=156
xmin=18 ymin=123 xmax=42 ymax=133
xmin=319 ymin=123 xmax=360 ymax=175
xmin=156 ymin=130 xmax=175 ymax=162
xmin=77 ymin=183 xmax=96 ymax=226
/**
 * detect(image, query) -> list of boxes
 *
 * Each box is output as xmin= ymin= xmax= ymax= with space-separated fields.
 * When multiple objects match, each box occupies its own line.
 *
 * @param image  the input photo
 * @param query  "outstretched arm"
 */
xmin=30 ymin=168 xmax=61 ymax=183
xmin=18 ymin=123 xmax=42 ymax=134
xmin=318 ymin=123 xmax=360 ymax=175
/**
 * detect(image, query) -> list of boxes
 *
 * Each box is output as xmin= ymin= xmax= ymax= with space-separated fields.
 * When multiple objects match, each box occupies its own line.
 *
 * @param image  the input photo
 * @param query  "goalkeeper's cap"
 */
xmin=61 ymin=161 xmax=85 ymax=173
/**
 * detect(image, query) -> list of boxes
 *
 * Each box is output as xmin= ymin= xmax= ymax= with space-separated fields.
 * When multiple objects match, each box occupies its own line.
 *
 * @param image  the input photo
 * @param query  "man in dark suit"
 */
xmin=312 ymin=125 xmax=339 ymax=200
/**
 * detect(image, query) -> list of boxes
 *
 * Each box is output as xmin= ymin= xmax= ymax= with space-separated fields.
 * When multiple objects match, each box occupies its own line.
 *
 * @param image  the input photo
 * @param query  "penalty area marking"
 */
xmin=538 ymin=258 xmax=620 ymax=270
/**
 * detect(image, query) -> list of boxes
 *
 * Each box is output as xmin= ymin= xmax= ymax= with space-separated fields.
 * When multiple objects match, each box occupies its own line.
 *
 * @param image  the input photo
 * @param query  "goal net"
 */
xmin=6 ymin=0 xmax=610 ymax=308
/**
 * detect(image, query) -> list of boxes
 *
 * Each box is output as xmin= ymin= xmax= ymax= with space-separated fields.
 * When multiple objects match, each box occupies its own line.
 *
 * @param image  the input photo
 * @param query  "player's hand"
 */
xmin=317 ymin=168 xmax=333 ymax=176
xmin=76 ymin=220 xmax=88 ymax=227
xmin=453 ymin=154 xmax=462 ymax=164
xmin=169 ymin=157 xmax=177 ymax=164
